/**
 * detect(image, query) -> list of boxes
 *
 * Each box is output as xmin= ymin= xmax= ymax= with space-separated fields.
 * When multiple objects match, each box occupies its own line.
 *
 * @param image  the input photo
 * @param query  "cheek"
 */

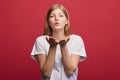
xmin=61 ymin=17 xmax=67 ymax=23
xmin=49 ymin=18 xmax=53 ymax=23
xmin=61 ymin=19 xmax=67 ymax=24
xmin=49 ymin=19 xmax=54 ymax=25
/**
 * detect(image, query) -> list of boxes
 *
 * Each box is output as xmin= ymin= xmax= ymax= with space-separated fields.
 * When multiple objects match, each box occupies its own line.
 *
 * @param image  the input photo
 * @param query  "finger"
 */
xmin=59 ymin=40 xmax=65 ymax=44
xmin=55 ymin=39 xmax=59 ymax=44
xmin=67 ymin=38 xmax=70 ymax=42
xmin=46 ymin=37 xmax=49 ymax=42
xmin=49 ymin=37 xmax=55 ymax=43
xmin=55 ymin=41 xmax=58 ymax=45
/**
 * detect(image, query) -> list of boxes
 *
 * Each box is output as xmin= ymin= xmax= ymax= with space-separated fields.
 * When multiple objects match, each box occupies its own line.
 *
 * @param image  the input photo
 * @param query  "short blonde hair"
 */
xmin=44 ymin=4 xmax=71 ymax=36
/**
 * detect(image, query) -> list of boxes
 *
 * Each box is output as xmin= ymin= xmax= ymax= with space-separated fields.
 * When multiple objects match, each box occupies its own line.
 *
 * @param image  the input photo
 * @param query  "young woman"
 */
xmin=31 ymin=3 xmax=87 ymax=80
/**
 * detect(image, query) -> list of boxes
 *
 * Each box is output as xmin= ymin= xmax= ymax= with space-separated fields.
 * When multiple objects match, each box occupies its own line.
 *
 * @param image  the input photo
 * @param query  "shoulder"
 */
xmin=70 ymin=34 xmax=85 ymax=45
xmin=69 ymin=34 xmax=85 ymax=48
xmin=71 ymin=34 xmax=83 ymax=41
xmin=36 ymin=35 xmax=48 ymax=40
xmin=36 ymin=35 xmax=48 ymax=42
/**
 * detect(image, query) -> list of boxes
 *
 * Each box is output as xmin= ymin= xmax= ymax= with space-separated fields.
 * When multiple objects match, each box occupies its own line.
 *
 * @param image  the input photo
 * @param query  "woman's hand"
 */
xmin=59 ymin=38 xmax=70 ymax=47
xmin=46 ymin=37 xmax=58 ymax=48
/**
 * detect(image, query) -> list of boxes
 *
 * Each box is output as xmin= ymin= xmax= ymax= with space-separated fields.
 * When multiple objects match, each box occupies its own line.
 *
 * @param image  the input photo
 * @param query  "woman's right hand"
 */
xmin=46 ymin=37 xmax=58 ymax=48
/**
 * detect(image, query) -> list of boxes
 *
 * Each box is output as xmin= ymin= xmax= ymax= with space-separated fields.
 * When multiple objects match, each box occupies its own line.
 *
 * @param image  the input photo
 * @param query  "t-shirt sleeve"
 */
xmin=71 ymin=36 xmax=87 ymax=62
xmin=31 ymin=37 xmax=46 ymax=61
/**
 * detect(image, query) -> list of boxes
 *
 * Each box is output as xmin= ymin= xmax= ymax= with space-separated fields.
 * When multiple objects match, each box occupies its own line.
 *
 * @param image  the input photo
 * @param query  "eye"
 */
xmin=49 ymin=15 xmax=54 ymax=18
xmin=59 ymin=14 xmax=64 ymax=17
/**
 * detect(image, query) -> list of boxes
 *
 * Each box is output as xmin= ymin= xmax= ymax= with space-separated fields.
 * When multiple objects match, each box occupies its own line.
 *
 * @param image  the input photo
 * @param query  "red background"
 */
xmin=0 ymin=0 xmax=120 ymax=80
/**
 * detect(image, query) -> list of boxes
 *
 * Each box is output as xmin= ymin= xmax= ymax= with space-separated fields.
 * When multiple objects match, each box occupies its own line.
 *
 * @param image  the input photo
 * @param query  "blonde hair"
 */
xmin=44 ymin=4 xmax=71 ymax=36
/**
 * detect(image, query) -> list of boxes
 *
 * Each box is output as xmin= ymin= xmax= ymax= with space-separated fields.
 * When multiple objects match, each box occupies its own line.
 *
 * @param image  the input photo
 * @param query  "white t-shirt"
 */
xmin=31 ymin=34 xmax=87 ymax=80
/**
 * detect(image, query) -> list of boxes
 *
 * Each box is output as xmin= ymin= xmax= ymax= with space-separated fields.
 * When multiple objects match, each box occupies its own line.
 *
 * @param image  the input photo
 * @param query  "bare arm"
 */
xmin=36 ymin=37 xmax=58 ymax=78
xmin=59 ymin=40 xmax=80 ymax=76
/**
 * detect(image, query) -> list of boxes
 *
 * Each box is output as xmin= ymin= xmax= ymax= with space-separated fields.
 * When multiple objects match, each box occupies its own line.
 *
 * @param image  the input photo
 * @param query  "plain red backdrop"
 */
xmin=0 ymin=0 xmax=120 ymax=80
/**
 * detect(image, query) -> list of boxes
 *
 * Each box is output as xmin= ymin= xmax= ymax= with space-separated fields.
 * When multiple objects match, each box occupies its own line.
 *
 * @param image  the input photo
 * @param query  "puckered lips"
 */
xmin=54 ymin=22 xmax=60 ymax=26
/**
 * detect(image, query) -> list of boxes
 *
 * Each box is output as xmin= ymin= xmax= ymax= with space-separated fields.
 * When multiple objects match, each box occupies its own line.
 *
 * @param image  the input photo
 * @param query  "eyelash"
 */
xmin=49 ymin=15 xmax=64 ymax=18
xmin=60 ymin=15 xmax=64 ymax=17
xmin=49 ymin=16 xmax=54 ymax=18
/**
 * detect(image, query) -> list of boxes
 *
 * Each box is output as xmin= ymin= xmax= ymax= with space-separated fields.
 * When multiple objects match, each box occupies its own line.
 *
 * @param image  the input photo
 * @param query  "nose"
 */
xmin=55 ymin=16 xmax=59 ymax=21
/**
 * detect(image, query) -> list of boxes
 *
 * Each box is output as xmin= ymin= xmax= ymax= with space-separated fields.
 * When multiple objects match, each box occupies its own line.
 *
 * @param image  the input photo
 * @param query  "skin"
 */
xmin=36 ymin=8 xmax=80 ymax=78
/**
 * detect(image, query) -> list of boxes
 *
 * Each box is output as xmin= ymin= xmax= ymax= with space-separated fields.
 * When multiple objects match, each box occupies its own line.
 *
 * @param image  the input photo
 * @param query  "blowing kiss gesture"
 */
xmin=46 ymin=36 xmax=70 ymax=48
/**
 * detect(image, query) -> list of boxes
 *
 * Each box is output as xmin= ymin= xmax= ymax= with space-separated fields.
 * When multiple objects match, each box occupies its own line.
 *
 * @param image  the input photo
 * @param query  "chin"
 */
xmin=53 ymin=27 xmax=64 ymax=31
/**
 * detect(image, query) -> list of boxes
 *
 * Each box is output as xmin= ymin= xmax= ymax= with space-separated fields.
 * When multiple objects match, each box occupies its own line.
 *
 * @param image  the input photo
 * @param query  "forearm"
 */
xmin=42 ymin=47 xmax=56 ymax=77
xmin=60 ymin=46 xmax=76 ymax=76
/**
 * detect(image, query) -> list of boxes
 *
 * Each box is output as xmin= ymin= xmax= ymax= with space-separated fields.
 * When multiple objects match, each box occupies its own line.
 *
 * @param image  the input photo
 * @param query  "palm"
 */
xmin=46 ymin=37 xmax=58 ymax=48
xmin=59 ymin=38 xmax=69 ymax=47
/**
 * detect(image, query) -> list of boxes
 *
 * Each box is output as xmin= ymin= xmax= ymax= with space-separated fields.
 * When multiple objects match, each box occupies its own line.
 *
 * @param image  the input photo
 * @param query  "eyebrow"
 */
xmin=50 ymin=12 xmax=64 ymax=15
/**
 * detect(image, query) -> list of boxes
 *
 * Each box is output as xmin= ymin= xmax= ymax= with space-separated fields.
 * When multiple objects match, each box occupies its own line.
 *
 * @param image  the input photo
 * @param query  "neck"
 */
xmin=52 ymin=30 xmax=65 ymax=41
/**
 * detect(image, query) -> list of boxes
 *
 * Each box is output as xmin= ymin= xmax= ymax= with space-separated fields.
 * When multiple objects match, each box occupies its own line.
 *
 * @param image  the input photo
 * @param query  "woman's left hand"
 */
xmin=59 ymin=38 xmax=70 ymax=47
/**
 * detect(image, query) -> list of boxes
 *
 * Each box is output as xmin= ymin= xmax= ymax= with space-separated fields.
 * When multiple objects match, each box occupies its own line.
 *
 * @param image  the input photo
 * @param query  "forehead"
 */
xmin=50 ymin=9 xmax=64 ymax=15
